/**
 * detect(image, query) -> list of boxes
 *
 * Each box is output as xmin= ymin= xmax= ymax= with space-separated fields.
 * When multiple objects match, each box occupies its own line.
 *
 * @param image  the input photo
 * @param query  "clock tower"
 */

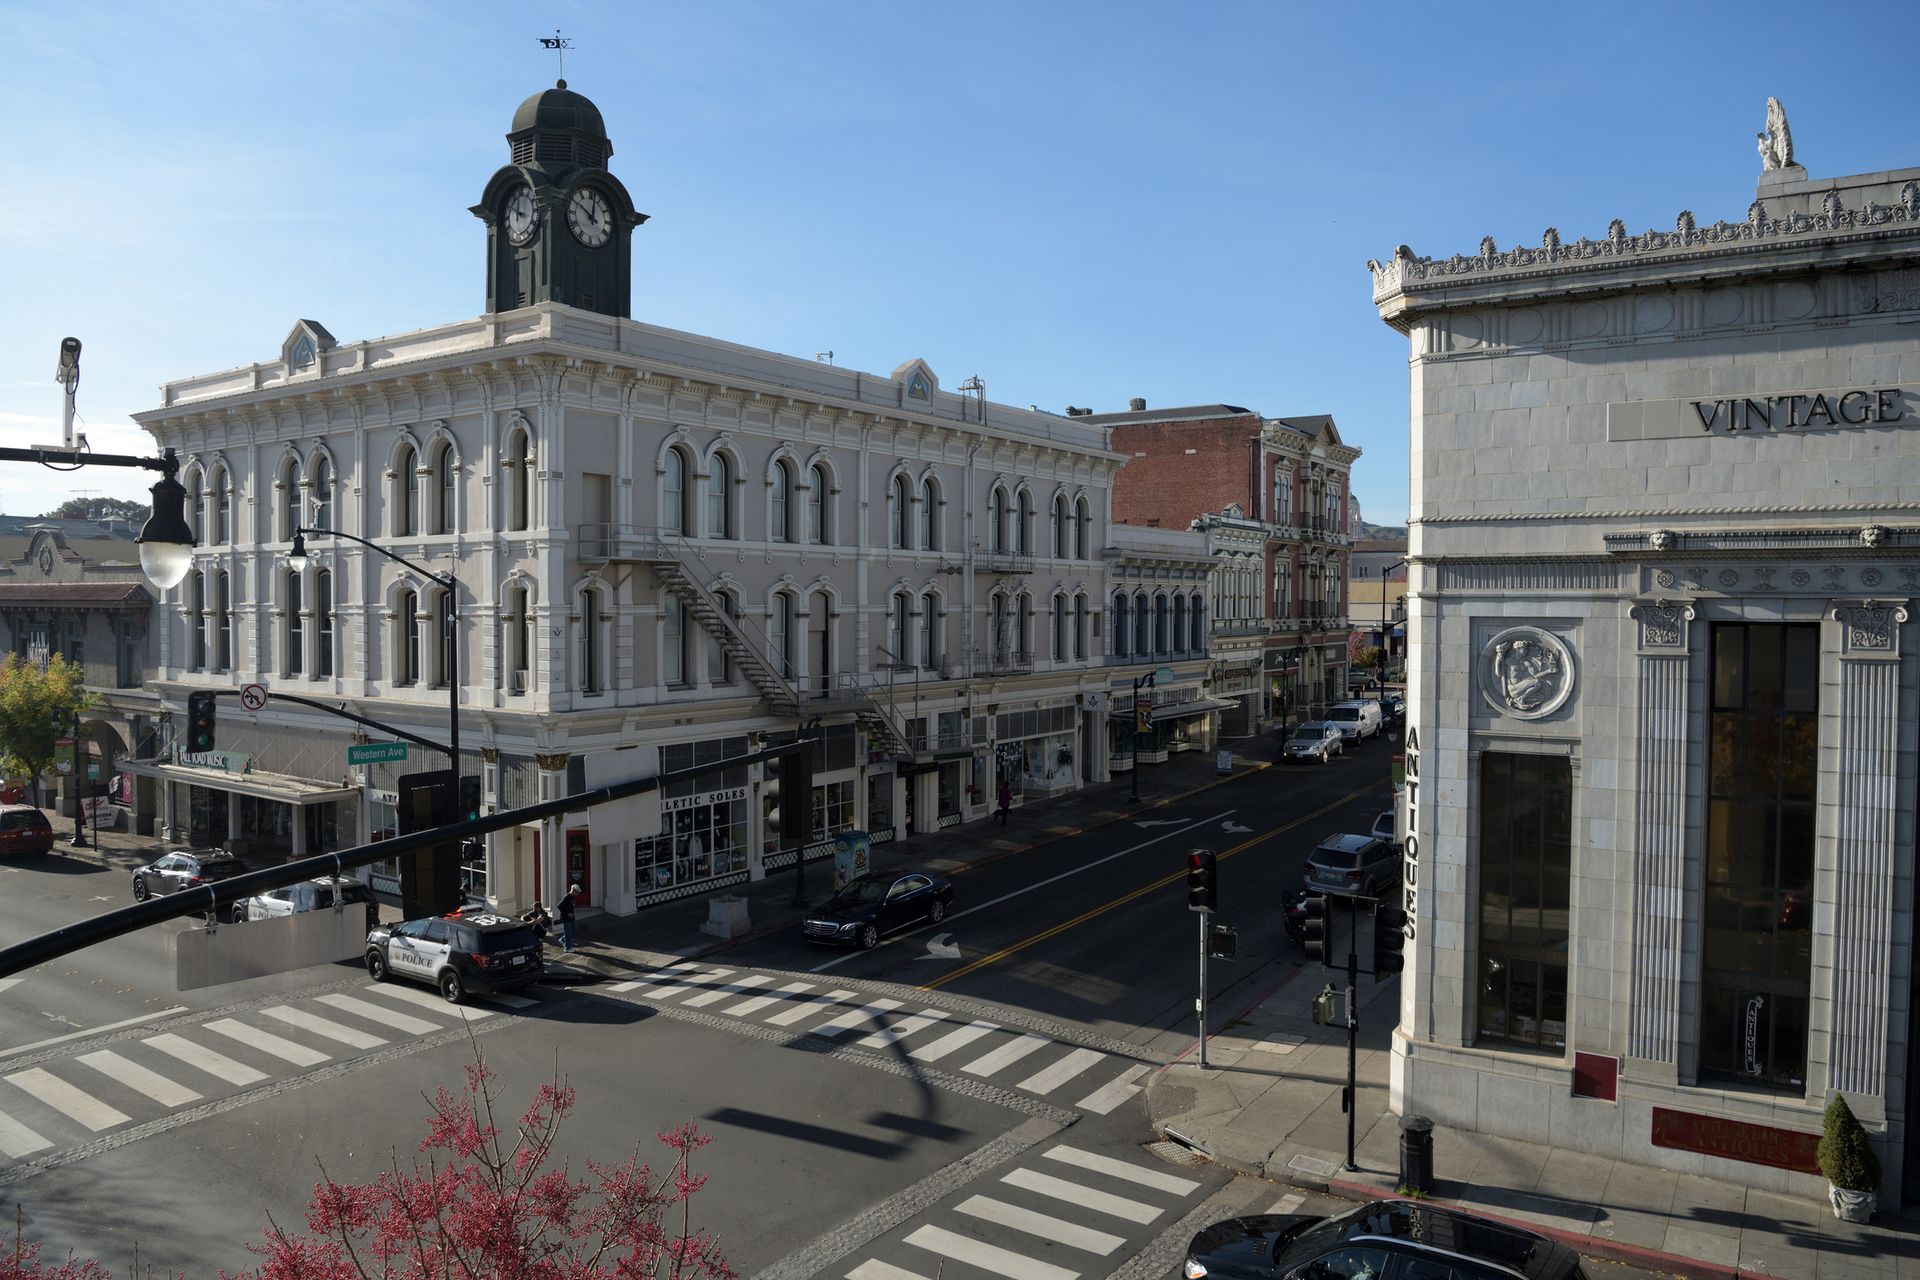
xmin=472 ymin=81 xmax=646 ymax=319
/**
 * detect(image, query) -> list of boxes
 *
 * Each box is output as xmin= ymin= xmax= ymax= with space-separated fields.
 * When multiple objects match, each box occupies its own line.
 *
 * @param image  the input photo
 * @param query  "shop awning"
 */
xmin=120 ymin=758 xmax=360 ymax=805
xmin=1108 ymin=697 xmax=1238 ymax=723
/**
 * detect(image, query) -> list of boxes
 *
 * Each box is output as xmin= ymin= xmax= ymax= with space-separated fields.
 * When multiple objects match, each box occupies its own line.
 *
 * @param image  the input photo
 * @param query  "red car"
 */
xmin=0 ymin=806 xmax=55 ymax=856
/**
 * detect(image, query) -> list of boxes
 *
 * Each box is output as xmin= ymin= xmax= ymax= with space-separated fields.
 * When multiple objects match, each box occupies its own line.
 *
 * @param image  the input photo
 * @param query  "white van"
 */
xmin=1326 ymin=700 xmax=1383 ymax=743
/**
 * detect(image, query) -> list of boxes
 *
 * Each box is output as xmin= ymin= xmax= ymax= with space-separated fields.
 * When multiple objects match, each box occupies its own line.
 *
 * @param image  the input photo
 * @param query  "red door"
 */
xmin=565 ymin=828 xmax=590 ymax=902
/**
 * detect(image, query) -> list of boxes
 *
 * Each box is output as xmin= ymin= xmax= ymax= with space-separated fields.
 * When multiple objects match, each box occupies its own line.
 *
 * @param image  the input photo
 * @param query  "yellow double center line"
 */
xmin=917 ymin=782 xmax=1385 ymax=992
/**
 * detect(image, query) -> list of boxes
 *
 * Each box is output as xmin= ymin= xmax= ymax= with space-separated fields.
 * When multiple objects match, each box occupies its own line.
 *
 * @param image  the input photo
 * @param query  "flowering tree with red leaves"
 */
xmin=237 ymin=1057 xmax=734 ymax=1280
xmin=0 ymin=1210 xmax=111 ymax=1280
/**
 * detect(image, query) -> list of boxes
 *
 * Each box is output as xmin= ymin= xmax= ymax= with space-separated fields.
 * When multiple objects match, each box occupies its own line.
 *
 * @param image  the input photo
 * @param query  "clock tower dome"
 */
xmin=472 ymin=81 xmax=646 ymax=319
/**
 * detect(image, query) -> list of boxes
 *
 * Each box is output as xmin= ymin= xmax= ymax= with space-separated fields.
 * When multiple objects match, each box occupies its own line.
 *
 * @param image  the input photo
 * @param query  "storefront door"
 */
xmin=565 ymin=828 xmax=590 ymax=901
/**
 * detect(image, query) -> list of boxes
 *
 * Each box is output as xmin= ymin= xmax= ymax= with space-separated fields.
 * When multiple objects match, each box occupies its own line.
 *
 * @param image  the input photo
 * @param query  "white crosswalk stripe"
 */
xmin=1041 ymin=1145 xmax=1201 ymax=1196
xmin=1074 ymin=1064 xmax=1147 ymax=1115
xmin=365 ymin=984 xmax=492 ymax=1021
xmin=765 ymin=988 xmax=857 ymax=1026
xmin=846 ymin=1261 xmax=934 ymax=1280
xmin=856 ymin=1010 xmax=949 ymax=1049
xmin=607 ymin=966 xmax=698 ymax=995
xmin=144 ymin=1033 xmax=268 ymax=1086
xmin=683 ymin=974 xmax=773 ymax=1008
xmin=907 ymin=1019 xmax=998 ymax=1062
xmin=961 ymin=1032 xmax=1050 ymax=1078
xmin=725 ymin=981 xmax=813 ymax=1018
xmin=317 ymin=993 xmax=441 ymax=1035
xmin=261 ymin=1006 xmax=387 ymax=1050
xmin=75 ymin=1050 xmax=201 ymax=1107
xmin=203 ymin=1019 xmax=331 ymax=1067
xmin=638 ymin=967 xmax=735 ymax=1001
xmin=0 ymin=1109 xmax=50 ymax=1159
xmin=1000 ymin=1167 xmax=1161 ymax=1223
xmin=810 ymin=999 xmax=906 ymax=1038
xmin=902 ymin=1225 xmax=1077 ymax=1280
xmin=5 ymin=1067 xmax=129 ymax=1131
xmin=1016 ymin=1047 xmax=1103 ymax=1096
xmin=1268 ymin=1192 xmax=1307 ymax=1214
xmin=955 ymin=1195 xmax=1124 ymax=1254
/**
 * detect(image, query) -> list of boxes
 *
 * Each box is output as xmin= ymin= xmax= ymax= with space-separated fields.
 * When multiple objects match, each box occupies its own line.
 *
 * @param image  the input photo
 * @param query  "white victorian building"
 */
xmin=1372 ymin=102 xmax=1920 ymax=1204
xmin=127 ymin=82 xmax=1123 ymax=919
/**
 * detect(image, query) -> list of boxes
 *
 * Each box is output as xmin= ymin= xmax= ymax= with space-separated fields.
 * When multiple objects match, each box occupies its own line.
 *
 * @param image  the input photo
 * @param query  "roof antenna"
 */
xmin=538 ymin=29 xmax=574 ymax=82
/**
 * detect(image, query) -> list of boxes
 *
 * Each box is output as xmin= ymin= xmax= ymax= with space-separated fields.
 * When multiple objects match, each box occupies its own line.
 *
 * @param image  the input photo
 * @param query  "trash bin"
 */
xmin=1399 ymin=1114 xmax=1434 ymax=1194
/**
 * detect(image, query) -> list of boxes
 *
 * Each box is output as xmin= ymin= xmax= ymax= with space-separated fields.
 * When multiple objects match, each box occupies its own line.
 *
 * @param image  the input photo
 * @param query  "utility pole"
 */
xmin=1344 ymin=895 xmax=1360 ymax=1171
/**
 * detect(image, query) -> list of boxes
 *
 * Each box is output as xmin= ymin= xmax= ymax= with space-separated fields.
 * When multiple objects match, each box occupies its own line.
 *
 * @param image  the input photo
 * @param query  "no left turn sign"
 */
xmin=239 ymin=683 xmax=269 ymax=712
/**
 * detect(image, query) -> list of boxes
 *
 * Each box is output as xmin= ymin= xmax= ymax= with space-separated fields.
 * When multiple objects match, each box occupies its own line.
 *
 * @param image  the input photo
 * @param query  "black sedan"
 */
xmin=1184 ymin=1201 xmax=1590 ymax=1280
xmin=802 ymin=871 xmax=953 ymax=949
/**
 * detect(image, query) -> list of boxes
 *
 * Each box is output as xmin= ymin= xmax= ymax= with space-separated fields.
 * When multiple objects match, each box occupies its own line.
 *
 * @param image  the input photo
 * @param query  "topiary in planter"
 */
xmin=1818 ymin=1093 xmax=1880 ymax=1192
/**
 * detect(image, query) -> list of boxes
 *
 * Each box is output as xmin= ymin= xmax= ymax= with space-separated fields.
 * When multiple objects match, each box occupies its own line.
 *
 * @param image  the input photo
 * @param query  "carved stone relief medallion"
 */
xmin=1479 ymin=626 xmax=1577 ymax=720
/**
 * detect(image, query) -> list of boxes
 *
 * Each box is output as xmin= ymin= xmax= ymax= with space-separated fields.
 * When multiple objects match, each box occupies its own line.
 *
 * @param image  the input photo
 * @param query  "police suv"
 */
xmin=365 ymin=912 xmax=544 ymax=1003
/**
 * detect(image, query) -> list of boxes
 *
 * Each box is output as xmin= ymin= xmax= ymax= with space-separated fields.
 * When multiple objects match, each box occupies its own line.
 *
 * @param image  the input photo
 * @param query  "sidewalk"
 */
xmin=1144 ymin=964 xmax=1920 ymax=1280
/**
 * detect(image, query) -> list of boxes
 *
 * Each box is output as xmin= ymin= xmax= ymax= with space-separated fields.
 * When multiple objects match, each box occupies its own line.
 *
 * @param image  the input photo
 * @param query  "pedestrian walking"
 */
xmin=996 ymin=779 xmax=1012 ymax=826
xmin=558 ymin=885 xmax=578 ymax=953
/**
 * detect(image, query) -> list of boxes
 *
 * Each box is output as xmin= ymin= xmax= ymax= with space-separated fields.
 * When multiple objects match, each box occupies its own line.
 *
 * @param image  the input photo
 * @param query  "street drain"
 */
xmin=1146 ymin=1138 xmax=1209 ymax=1167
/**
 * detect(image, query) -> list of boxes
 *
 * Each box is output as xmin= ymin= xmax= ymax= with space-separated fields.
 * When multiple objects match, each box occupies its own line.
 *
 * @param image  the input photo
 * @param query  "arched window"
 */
xmin=312 ymin=456 xmax=334 ymax=532
xmin=435 ymin=442 xmax=457 ymax=535
xmin=1154 ymin=594 xmax=1170 ymax=654
xmin=664 ymin=596 xmax=687 ymax=685
xmin=920 ymin=477 xmax=939 ymax=551
xmin=279 ymin=458 xmax=301 ymax=542
xmin=214 ymin=570 xmax=232 ymax=671
xmin=184 ymin=470 xmax=202 ymax=542
xmin=1190 ymin=593 xmax=1205 ymax=651
xmin=1051 ymin=495 xmax=1068 ymax=558
xmin=396 ymin=446 xmax=419 ymax=537
xmin=770 ymin=460 xmax=793 ymax=543
xmin=396 ymin=588 xmax=420 ymax=686
xmin=921 ymin=592 xmax=942 ymax=672
xmin=807 ymin=464 xmax=829 ymax=544
xmin=990 ymin=594 xmax=1009 ymax=665
xmin=706 ymin=453 xmax=733 ymax=539
xmin=507 ymin=584 xmax=531 ymax=692
xmin=1113 ymin=592 xmax=1130 ymax=657
xmin=1074 ymin=497 xmax=1090 ymax=559
xmin=1052 ymin=596 xmax=1068 ymax=661
xmin=579 ymin=590 xmax=603 ymax=693
xmin=1074 ymin=594 xmax=1089 ymax=660
xmin=1016 ymin=490 xmax=1033 ymax=556
xmin=1016 ymin=592 xmax=1033 ymax=661
xmin=768 ymin=592 xmax=795 ymax=680
xmin=990 ymin=488 xmax=1009 ymax=554
xmin=434 ymin=589 xmax=455 ymax=689
xmin=315 ymin=569 xmax=334 ymax=678
xmin=285 ymin=568 xmax=304 ymax=677
xmin=708 ymin=589 xmax=736 ymax=684
xmin=891 ymin=474 xmax=911 ymax=550
xmin=507 ymin=431 xmax=531 ymax=531
xmin=890 ymin=592 xmax=912 ymax=667
xmin=1134 ymin=591 xmax=1150 ymax=656
xmin=188 ymin=571 xmax=207 ymax=671
xmin=1172 ymin=595 xmax=1187 ymax=655
xmin=212 ymin=467 xmax=231 ymax=544
xmin=663 ymin=447 xmax=689 ymax=536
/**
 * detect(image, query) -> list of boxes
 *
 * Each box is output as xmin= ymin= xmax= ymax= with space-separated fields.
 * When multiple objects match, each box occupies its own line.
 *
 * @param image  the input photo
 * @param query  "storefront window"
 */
xmin=1476 ymin=751 xmax=1572 ymax=1051
xmin=1700 ymin=623 xmax=1816 ymax=1090
xmin=636 ymin=797 xmax=749 ymax=891
xmin=867 ymin=773 xmax=894 ymax=835
xmin=938 ymin=761 xmax=962 ymax=818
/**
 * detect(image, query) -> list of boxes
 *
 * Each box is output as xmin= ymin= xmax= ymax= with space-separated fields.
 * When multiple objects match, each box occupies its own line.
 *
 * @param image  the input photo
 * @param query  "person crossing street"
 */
xmin=557 ymin=885 xmax=578 ymax=953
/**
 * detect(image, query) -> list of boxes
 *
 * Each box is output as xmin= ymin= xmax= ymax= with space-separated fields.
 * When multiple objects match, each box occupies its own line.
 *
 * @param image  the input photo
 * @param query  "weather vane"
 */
xmin=538 ymin=29 xmax=574 ymax=79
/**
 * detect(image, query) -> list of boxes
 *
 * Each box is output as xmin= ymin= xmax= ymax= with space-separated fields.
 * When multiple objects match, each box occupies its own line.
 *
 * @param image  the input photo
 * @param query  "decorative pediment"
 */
xmin=279 ymin=319 xmax=337 ymax=376
xmin=890 ymin=358 xmax=939 ymax=406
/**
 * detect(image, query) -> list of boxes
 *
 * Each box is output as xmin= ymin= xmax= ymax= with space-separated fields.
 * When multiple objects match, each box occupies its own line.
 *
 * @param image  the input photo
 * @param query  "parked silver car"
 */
xmin=1304 ymin=832 xmax=1400 ymax=898
xmin=232 ymin=876 xmax=379 ymax=931
xmin=1281 ymin=721 xmax=1344 ymax=764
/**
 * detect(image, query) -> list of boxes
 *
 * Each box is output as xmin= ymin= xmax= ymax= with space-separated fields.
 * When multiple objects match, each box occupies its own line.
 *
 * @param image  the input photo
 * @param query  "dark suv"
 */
xmin=365 ymin=913 xmax=543 ymax=1003
xmin=1185 ymin=1200 xmax=1590 ymax=1280
xmin=132 ymin=850 xmax=250 ymax=901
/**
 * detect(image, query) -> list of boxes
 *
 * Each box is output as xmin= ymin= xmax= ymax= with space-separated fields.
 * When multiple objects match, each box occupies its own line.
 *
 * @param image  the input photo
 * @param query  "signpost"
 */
xmin=348 ymin=741 xmax=409 ymax=765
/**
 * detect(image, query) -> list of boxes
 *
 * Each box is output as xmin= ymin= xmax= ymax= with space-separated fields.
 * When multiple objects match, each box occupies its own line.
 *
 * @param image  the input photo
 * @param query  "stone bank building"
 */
xmin=1371 ymin=106 xmax=1920 ymax=1202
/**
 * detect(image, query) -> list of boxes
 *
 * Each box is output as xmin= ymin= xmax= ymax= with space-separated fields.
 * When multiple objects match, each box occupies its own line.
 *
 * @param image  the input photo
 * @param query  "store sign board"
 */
xmin=662 ymin=785 xmax=748 ymax=814
xmin=179 ymin=750 xmax=252 ymax=773
xmin=1649 ymin=1107 xmax=1819 ymax=1175
xmin=1609 ymin=386 xmax=1912 ymax=442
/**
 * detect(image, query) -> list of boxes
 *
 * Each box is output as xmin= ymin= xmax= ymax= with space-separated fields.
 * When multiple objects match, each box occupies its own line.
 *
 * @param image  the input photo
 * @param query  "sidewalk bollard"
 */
xmin=1398 ymin=1114 xmax=1434 ymax=1194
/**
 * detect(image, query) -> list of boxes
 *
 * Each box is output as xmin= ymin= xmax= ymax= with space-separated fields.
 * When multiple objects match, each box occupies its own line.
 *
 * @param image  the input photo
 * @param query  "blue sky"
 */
xmin=1 ymin=1 xmax=1910 ymax=526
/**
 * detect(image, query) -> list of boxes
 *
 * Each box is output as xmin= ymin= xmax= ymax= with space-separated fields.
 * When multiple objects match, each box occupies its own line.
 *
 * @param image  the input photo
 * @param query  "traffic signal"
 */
xmin=1185 ymin=849 xmax=1218 ymax=911
xmin=459 ymin=774 xmax=482 ymax=822
xmin=186 ymin=691 xmax=216 ymax=752
xmin=1301 ymin=892 xmax=1332 ymax=965
xmin=1373 ymin=902 xmax=1408 ymax=978
xmin=778 ymin=746 xmax=814 ymax=847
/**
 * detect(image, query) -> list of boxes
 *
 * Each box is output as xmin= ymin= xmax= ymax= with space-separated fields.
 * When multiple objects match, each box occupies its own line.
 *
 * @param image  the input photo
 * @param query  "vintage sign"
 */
xmin=1649 ymin=1106 xmax=1820 ymax=1175
xmin=1400 ymin=726 xmax=1419 ymax=942
xmin=1609 ymin=387 xmax=1912 ymax=442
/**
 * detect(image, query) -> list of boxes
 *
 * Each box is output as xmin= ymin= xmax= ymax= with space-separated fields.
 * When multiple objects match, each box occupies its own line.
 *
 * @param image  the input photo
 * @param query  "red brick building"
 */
xmin=1081 ymin=401 xmax=1361 ymax=721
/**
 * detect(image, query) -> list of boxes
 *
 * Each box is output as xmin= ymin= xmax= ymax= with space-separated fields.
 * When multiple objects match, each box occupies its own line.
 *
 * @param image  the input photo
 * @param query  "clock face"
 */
xmin=566 ymin=187 xmax=613 ymax=248
xmin=504 ymin=184 xmax=539 ymax=246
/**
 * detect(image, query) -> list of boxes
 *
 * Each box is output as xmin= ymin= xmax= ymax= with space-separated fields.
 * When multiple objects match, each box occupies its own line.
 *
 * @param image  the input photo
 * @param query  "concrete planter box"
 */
xmin=700 ymin=895 xmax=751 ymax=940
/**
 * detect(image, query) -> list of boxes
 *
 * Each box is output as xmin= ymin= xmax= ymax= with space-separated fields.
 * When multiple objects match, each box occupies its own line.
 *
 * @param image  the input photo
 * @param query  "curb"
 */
xmin=623 ymin=759 xmax=1276 ymax=964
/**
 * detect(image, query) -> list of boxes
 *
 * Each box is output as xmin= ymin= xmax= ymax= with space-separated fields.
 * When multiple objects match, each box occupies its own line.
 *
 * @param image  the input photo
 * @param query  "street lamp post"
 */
xmin=288 ymin=527 xmax=459 ymax=780
xmin=1381 ymin=558 xmax=1407 ymax=690
xmin=1128 ymin=668 xmax=1157 ymax=804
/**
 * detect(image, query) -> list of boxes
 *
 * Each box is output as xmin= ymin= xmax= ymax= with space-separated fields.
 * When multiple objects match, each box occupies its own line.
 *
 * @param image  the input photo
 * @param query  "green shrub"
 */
xmin=1817 ymin=1094 xmax=1881 ymax=1192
